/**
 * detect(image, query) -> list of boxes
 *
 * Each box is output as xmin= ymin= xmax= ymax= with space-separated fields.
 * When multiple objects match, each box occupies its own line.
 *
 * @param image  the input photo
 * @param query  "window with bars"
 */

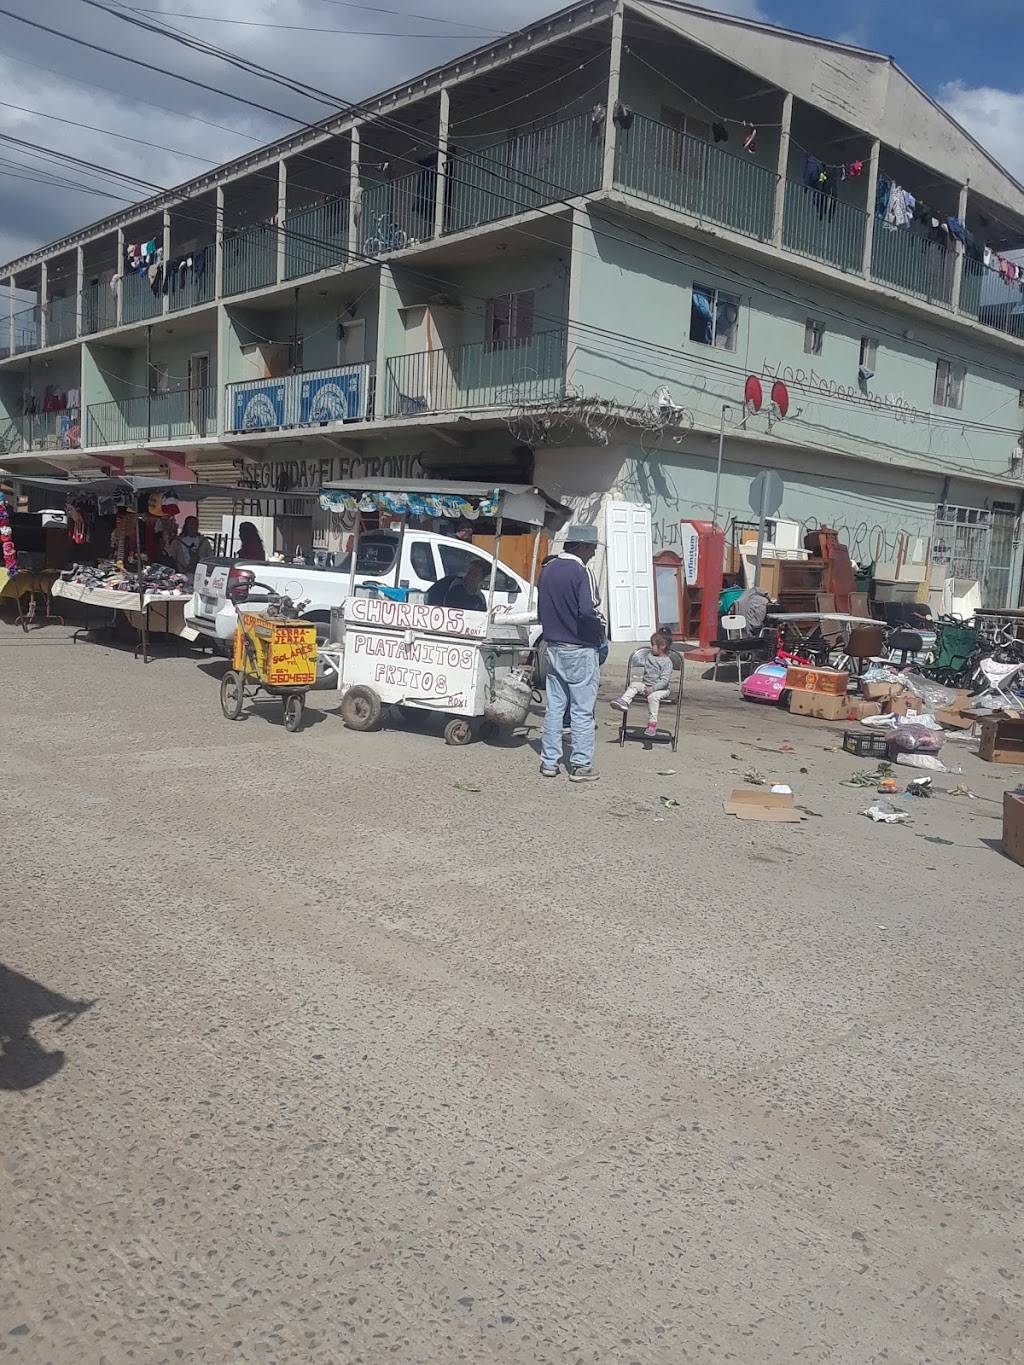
xmin=485 ymin=290 xmax=535 ymax=350
xmin=804 ymin=318 xmax=825 ymax=355
xmin=933 ymin=358 xmax=965 ymax=409
xmin=690 ymin=284 xmax=739 ymax=351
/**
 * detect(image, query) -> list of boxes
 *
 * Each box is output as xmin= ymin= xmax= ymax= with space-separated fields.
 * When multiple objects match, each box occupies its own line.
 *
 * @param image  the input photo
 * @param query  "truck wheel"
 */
xmin=220 ymin=670 xmax=244 ymax=720
xmin=340 ymin=685 xmax=381 ymax=732
xmin=444 ymin=718 xmax=472 ymax=746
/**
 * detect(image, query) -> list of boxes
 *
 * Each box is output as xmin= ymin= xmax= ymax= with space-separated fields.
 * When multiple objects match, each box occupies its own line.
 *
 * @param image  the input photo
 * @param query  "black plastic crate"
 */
xmin=842 ymin=729 xmax=890 ymax=758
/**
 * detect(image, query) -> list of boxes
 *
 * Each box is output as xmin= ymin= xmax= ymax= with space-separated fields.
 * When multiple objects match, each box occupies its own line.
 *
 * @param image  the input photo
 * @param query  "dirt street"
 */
xmin=2 ymin=622 xmax=1022 ymax=1363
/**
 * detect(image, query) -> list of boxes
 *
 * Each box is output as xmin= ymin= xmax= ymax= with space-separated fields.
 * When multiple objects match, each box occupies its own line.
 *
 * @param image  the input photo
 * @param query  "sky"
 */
xmin=0 ymin=0 xmax=1022 ymax=266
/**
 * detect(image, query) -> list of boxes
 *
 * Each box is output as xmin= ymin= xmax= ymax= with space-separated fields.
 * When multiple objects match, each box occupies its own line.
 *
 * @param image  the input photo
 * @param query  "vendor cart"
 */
xmin=220 ymin=587 xmax=318 ymax=732
xmin=317 ymin=479 xmax=571 ymax=745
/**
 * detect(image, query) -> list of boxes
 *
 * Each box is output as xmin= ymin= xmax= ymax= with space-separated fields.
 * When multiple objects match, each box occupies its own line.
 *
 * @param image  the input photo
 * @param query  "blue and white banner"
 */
xmin=300 ymin=364 xmax=369 ymax=425
xmin=231 ymin=380 xmax=286 ymax=432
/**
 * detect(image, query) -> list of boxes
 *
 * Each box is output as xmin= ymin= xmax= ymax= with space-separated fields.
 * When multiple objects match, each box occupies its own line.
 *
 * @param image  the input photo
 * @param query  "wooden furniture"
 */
xmin=653 ymin=551 xmax=685 ymax=640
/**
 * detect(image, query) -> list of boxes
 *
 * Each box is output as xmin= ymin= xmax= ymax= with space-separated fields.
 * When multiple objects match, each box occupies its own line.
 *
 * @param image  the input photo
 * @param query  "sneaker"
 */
xmin=609 ymin=698 xmax=629 ymax=712
xmin=569 ymin=765 xmax=600 ymax=783
xmin=644 ymin=722 xmax=658 ymax=738
xmin=539 ymin=764 xmax=560 ymax=778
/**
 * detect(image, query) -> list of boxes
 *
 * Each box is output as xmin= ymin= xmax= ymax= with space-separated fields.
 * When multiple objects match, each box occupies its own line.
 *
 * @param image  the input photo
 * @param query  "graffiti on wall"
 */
xmin=759 ymin=359 xmax=921 ymax=426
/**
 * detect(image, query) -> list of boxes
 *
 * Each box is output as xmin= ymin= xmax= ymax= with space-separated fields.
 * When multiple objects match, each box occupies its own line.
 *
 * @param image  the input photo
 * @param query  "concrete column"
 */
xmin=771 ymin=92 xmax=793 ymax=249
xmin=434 ymin=87 xmax=450 ymax=239
xmin=39 ymin=261 xmax=48 ymax=349
xmin=277 ymin=159 xmax=288 ymax=283
xmin=565 ymin=208 xmax=586 ymax=393
xmin=75 ymin=247 xmax=84 ymax=336
xmin=348 ymin=126 xmax=361 ymax=259
xmin=7 ymin=276 xmax=14 ymax=359
xmin=215 ymin=186 xmax=225 ymax=299
xmin=162 ymin=209 xmax=171 ymax=315
xmin=861 ymin=139 xmax=880 ymax=278
xmin=116 ymin=227 xmax=124 ymax=325
xmin=601 ymin=6 xmax=624 ymax=191
xmin=953 ymin=182 xmax=969 ymax=311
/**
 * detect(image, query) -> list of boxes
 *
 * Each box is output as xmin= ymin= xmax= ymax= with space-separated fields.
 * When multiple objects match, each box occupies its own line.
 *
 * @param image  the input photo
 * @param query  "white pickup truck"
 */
xmin=185 ymin=529 xmax=531 ymax=651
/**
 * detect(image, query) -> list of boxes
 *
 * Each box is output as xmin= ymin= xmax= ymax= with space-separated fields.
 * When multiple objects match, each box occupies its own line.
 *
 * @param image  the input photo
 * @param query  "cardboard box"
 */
xmin=1003 ymin=792 xmax=1024 ymax=867
xmin=882 ymin=694 xmax=919 ymax=718
xmin=723 ymin=789 xmax=802 ymax=823
xmin=861 ymin=681 xmax=909 ymax=702
xmin=980 ymin=717 xmax=1024 ymax=764
xmin=847 ymin=699 xmax=883 ymax=721
xmin=784 ymin=666 xmax=850 ymax=696
xmin=789 ymin=688 xmax=848 ymax=721
xmin=934 ymin=688 xmax=973 ymax=730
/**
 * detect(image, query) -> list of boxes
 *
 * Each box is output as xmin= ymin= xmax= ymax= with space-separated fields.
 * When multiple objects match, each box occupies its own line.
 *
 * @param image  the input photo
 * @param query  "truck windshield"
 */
xmin=335 ymin=533 xmax=398 ymax=575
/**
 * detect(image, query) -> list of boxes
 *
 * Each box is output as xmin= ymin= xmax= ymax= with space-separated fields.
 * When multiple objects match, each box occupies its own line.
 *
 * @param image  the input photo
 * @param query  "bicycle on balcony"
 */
xmin=363 ymin=213 xmax=409 ymax=255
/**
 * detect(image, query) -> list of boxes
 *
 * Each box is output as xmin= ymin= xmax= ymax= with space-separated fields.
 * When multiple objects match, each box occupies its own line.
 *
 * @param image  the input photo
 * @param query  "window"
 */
xmin=148 ymin=361 xmax=169 ymax=396
xmin=804 ymin=319 xmax=825 ymax=356
xmin=859 ymin=337 xmax=878 ymax=369
xmin=486 ymin=290 xmax=535 ymax=350
xmin=934 ymin=358 xmax=965 ymax=410
xmin=336 ymin=533 xmax=398 ymax=575
xmin=438 ymin=544 xmax=519 ymax=595
xmin=409 ymin=540 xmax=436 ymax=582
xmin=690 ymin=284 xmax=739 ymax=351
xmin=1017 ymin=386 xmax=1024 ymax=409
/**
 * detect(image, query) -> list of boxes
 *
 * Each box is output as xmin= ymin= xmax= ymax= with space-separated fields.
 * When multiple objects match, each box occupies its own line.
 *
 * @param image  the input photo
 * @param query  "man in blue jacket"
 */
xmin=537 ymin=525 xmax=603 ymax=782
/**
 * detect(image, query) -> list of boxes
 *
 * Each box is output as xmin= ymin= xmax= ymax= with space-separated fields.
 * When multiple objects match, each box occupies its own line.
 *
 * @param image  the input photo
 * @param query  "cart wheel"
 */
xmin=340 ymin=685 xmax=382 ymax=732
xmin=220 ymin=670 xmax=244 ymax=720
xmin=283 ymin=693 xmax=305 ymax=733
xmin=444 ymin=717 xmax=472 ymax=746
xmin=478 ymin=718 xmax=502 ymax=744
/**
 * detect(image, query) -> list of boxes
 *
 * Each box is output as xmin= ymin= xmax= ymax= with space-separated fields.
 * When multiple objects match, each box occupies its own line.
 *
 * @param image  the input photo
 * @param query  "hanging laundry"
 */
xmin=847 ymin=160 xmax=864 ymax=178
xmin=803 ymin=154 xmax=824 ymax=188
xmin=875 ymin=175 xmax=893 ymax=219
xmin=946 ymin=216 xmax=967 ymax=245
xmin=742 ymin=127 xmax=757 ymax=154
xmin=884 ymin=182 xmax=914 ymax=228
xmin=712 ymin=121 xmax=728 ymax=143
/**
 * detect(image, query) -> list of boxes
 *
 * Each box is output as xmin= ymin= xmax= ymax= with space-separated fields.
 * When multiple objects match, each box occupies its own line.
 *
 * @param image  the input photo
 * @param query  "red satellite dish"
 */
xmin=770 ymin=379 xmax=790 ymax=418
xmin=743 ymin=375 xmax=763 ymax=411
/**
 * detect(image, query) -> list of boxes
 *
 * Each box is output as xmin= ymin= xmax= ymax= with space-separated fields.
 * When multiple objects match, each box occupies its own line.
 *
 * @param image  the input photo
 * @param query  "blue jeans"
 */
xmin=542 ymin=643 xmax=600 ymax=769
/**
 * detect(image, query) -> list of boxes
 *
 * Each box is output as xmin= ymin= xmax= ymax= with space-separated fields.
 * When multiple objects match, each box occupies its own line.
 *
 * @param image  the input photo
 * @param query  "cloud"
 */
xmin=0 ymin=0 xmax=770 ymax=266
xmin=939 ymin=80 xmax=1024 ymax=183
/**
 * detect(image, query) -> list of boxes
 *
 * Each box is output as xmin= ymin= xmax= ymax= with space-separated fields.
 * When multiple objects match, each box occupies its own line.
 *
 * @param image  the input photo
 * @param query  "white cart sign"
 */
xmin=344 ymin=595 xmax=489 ymax=638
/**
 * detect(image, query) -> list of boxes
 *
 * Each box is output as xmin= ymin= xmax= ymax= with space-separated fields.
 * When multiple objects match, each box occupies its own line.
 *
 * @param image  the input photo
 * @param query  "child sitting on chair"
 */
xmin=610 ymin=630 xmax=674 ymax=738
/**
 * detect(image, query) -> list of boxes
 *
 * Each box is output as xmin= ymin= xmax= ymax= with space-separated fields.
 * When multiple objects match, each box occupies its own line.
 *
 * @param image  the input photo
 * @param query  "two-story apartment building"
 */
xmin=2 ymin=0 xmax=1023 ymax=606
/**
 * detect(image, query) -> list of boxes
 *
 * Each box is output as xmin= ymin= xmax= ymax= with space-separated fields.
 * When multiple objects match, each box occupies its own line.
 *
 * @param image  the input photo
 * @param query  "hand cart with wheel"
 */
xmin=219 ymin=585 xmax=318 ymax=732
xmin=317 ymin=479 xmax=571 ymax=746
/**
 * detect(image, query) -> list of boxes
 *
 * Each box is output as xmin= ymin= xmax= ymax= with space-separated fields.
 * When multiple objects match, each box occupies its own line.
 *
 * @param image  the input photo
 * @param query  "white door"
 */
xmin=188 ymin=352 xmax=210 ymax=435
xmin=338 ymin=319 xmax=365 ymax=366
xmin=605 ymin=501 xmax=655 ymax=641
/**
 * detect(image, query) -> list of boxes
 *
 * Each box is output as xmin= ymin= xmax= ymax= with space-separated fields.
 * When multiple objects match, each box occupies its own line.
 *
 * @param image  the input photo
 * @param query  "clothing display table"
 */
xmin=52 ymin=579 xmax=197 ymax=658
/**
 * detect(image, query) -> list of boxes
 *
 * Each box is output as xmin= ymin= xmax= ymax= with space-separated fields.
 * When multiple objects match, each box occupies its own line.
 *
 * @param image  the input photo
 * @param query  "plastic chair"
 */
xmin=713 ymin=614 xmax=753 ymax=681
xmin=973 ymin=657 xmax=1024 ymax=712
xmin=618 ymin=648 xmax=684 ymax=751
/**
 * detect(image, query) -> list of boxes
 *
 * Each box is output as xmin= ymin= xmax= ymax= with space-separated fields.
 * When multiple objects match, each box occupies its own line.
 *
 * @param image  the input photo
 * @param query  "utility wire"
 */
xmin=130 ymin=13 xmax=497 ymax=39
xmin=136 ymin=0 xmax=505 ymax=34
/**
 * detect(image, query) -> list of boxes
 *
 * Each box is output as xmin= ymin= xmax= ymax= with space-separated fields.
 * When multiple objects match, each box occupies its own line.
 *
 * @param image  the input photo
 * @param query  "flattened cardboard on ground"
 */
xmin=723 ymin=789 xmax=803 ymax=822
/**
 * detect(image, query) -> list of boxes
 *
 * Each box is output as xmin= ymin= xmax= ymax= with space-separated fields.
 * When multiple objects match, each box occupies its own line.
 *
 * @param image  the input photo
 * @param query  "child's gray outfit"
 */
xmin=620 ymin=649 xmax=674 ymax=724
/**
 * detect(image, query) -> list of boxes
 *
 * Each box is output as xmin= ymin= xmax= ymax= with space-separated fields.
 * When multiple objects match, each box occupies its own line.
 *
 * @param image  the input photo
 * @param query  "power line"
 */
xmin=130 ymin=13 xmax=497 ymax=39
xmin=136 ymin=0 xmax=504 ymax=34
xmin=0 ymin=100 xmax=218 ymax=166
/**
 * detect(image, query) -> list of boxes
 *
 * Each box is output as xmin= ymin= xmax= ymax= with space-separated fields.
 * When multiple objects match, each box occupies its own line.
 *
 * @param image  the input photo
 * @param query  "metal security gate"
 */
xmin=986 ymin=502 xmax=1019 ymax=609
xmin=932 ymin=503 xmax=993 ymax=603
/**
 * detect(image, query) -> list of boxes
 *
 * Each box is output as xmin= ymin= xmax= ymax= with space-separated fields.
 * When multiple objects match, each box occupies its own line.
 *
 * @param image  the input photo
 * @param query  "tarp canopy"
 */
xmin=319 ymin=478 xmax=571 ymax=534
xmin=0 ymin=473 xmax=320 ymax=503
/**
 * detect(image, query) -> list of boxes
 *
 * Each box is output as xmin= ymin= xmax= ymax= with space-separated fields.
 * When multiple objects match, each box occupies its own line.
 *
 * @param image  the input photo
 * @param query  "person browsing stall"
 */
xmin=537 ymin=525 xmax=603 ymax=783
xmin=170 ymin=516 xmax=214 ymax=576
xmin=425 ymin=558 xmax=488 ymax=612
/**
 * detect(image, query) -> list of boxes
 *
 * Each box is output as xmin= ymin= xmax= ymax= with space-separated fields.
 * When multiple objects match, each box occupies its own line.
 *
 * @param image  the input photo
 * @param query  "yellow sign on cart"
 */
xmin=233 ymin=613 xmax=318 ymax=686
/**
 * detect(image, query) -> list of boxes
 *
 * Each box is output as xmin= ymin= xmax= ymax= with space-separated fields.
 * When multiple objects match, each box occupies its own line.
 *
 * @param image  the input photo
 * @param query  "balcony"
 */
xmin=360 ymin=170 xmax=436 ymax=253
xmin=382 ymin=330 xmax=566 ymax=418
xmin=85 ymin=386 xmax=217 ymax=447
xmin=614 ymin=114 xmax=776 ymax=242
xmin=960 ymin=257 xmax=1024 ymax=340
xmin=285 ymin=198 xmax=349 ymax=278
xmin=81 ymin=281 xmax=116 ymax=335
xmin=444 ymin=114 xmax=602 ymax=235
xmin=222 ymin=223 xmax=278 ymax=297
xmin=168 ymin=245 xmax=215 ymax=312
xmin=20 ymin=410 xmax=81 ymax=452
xmin=45 ymin=295 xmax=78 ymax=345
xmin=870 ymin=227 xmax=955 ymax=308
xmin=12 ymin=305 xmax=40 ymax=354
xmin=224 ymin=362 xmax=372 ymax=433
xmin=122 ymin=271 xmax=163 ymax=325
xmin=782 ymin=180 xmax=867 ymax=274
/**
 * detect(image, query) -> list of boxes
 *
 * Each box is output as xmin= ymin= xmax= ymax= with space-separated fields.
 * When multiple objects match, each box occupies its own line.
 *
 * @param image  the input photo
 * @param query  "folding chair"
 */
xmin=973 ymin=657 xmax=1024 ymax=712
xmin=618 ymin=648 xmax=684 ymax=750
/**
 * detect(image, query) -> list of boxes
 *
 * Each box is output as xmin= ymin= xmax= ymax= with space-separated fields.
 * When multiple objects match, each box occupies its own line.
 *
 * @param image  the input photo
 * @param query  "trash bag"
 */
xmin=900 ymin=672 xmax=958 ymax=711
xmin=887 ymin=723 xmax=945 ymax=753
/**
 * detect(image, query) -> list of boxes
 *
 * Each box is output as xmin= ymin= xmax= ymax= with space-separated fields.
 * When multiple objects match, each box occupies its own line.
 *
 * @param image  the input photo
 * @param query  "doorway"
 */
xmin=188 ymin=352 xmax=210 ymax=436
xmin=605 ymin=501 xmax=655 ymax=641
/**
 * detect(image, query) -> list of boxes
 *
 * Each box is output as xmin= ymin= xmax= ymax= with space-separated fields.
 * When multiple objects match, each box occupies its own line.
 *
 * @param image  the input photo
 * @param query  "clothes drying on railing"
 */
xmin=160 ymin=249 xmax=208 ymax=297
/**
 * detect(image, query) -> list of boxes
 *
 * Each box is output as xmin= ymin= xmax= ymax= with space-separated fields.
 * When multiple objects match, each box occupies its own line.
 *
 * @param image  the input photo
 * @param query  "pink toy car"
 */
xmin=741 ymin=662 xmax=788 ymax=704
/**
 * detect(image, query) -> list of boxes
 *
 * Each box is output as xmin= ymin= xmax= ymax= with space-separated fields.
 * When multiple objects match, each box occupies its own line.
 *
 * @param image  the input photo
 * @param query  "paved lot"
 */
xmin=2 ymin=620 xmax=1022 ymax=1363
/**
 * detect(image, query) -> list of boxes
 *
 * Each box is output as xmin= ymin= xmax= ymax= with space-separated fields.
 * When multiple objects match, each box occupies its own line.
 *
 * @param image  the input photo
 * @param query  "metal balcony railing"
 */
xmin=382 ymin=330 xmax=566 ymax=418
xmin=45 ymin=294 xmax=78 ymax=345
xmin=224 ymin=362 xmax=372 ymax=433
xmin=284 ymin=198 xmax=349 ymax=278
xmin=81 ymin=281 xmax=117 ymax=335
xmin=445 ymin=113 xmax=602 ymax=235
xmin=20 ymin=410 xmax=81 ymax=452
xmin=122 ymin=270 xmax=163 ymax=324
xmin=85 ymin=385 xmax=217 ymax=447
xmin=222 ymin=222 xmax=278 ymax=296
xmin=10 ymin=305 xmax=40 ymax=353
xmin=959 ymin=257 xmax=1024 ymax=340
xmin=870 ymin=227 xmax=955 ymax=307
xmin=782 ymin=179 xmax=868 ymax=274
xmin=614 ymin=114 xmax=776 ymax=241
xmin=168 ymin=244 xmax=215 ymax=312
xmin=360 ymin=170 xmax=436 ymax=253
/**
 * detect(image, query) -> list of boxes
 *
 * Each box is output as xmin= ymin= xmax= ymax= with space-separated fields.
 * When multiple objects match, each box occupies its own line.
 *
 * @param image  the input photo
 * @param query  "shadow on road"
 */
xmin=0 ymin=965 xmax=94 ymax=1092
